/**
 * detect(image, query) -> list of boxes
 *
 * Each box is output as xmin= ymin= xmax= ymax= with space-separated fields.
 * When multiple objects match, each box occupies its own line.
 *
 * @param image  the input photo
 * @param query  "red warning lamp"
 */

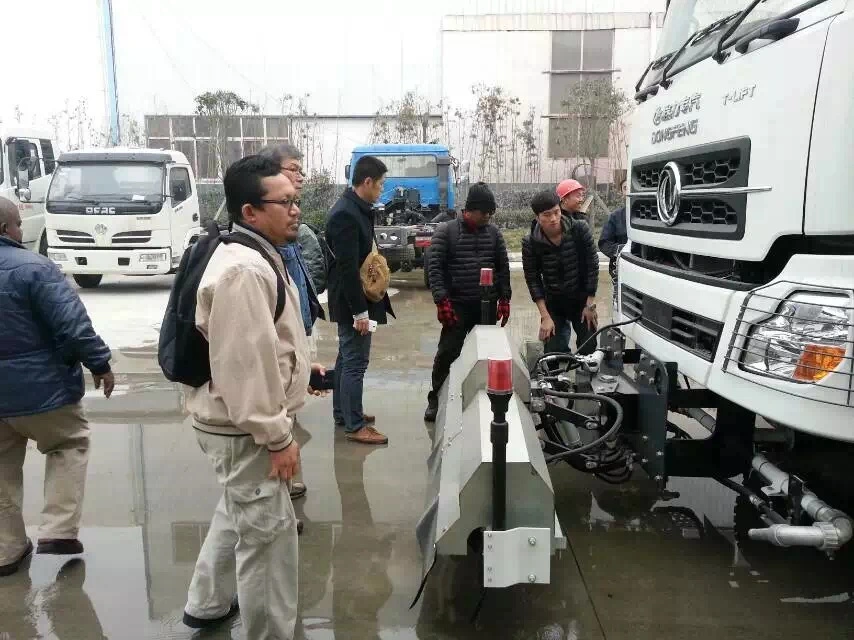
xmin=487 ymin=358 xmax=513 ymax=395
xmin=480 ymin=268 xmax=494 ymax=287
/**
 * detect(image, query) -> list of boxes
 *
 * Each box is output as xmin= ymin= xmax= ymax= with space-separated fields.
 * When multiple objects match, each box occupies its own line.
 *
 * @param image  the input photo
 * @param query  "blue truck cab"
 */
xmin=345 ymin=144 xmax=455 ymax=285
xmin=345 ymin=143 xmax=455 ymax=214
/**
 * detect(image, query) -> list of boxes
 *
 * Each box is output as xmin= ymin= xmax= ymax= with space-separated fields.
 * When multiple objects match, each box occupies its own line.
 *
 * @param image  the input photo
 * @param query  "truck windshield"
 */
xmin=48 ymin=162 xmax=165 ymax=204
xmin=379 ymin=155 xmax=438 ymax=178
xmin=654 ymin=0 xmax=808 ymax=71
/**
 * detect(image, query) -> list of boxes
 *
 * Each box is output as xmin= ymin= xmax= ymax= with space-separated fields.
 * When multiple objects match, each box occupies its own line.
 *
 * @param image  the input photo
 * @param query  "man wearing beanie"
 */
xmin=522 ymin=190 xmax=599 ymax=356
xmin=423 ymin=182 xmax=511 ymax=422
xmin=556 ymin=179 xmax=589 ymax=224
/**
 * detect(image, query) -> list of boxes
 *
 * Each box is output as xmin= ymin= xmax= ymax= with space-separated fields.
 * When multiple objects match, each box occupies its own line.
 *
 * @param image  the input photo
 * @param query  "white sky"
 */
xmin=1 ymin=0 xmax=663 ymax=142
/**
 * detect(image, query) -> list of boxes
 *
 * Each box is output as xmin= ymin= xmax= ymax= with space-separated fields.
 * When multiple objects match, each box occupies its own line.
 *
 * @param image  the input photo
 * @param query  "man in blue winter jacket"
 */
xmin=0 ymin=197 xmax=114 ymax=577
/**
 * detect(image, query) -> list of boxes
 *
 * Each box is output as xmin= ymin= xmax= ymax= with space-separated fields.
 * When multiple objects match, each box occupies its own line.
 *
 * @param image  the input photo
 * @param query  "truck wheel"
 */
xmin=73 ymin=274 xmax=103 ymax=289
xmin=38 ymin=233 xmax=48 ymax=256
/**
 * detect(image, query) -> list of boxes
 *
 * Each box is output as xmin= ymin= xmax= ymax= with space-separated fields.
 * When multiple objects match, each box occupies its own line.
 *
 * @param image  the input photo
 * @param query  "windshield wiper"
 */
xmin=49 ymin=197 xmax=99 ymax=205
xmin=714 ymin=0 xmax=829 ymax=62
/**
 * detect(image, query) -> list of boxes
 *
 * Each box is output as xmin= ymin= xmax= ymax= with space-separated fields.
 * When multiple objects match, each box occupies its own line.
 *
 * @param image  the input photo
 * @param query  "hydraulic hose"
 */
xmin=533 ymin=315 xmax=641 ymax=373
xmin=541 ymin=391 xmax=624 ymax=462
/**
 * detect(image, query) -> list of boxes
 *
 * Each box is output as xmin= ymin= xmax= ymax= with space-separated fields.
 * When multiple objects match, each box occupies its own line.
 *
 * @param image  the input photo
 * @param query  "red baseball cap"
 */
xmin=556 ymin=179 xmax=585 ymax=199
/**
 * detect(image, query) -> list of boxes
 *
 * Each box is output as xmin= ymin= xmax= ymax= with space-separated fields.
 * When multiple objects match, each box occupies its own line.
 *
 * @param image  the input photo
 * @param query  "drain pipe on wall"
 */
xmin=749 ymin=454 xmax=854 ymax=554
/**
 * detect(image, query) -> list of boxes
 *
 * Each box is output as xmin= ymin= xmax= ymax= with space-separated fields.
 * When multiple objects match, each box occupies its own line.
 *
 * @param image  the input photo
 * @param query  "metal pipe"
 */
xmin=749 ymin=454 xmax=854 ymax=552
xmin=487 ymin=390 xmax=511 ymax=531
xmin=685 ymin=407 xmax=717 ymax=433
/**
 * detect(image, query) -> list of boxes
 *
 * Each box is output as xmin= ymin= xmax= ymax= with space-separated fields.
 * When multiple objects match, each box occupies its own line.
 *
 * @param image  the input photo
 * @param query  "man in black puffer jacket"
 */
xmin=522 ymin=190 xmax=599 ymax=356
xmin=424 ymin=182 xmax=511 ymax=422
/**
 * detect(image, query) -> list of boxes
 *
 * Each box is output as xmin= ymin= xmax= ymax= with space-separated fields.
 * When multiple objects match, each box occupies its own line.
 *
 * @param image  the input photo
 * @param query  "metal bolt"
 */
xmin=656 ymin=450 xmax=663 ymax=457
xmin=488 ymin=545 xmax=493 ymax=550
xmin=488 ymin=578 xmax=493 ymax=583
xmin=488 ymin=567 xmax=493 ymax=572
xmin=641 ymin=458 xmax=648 ymax=464
xmin=650 ymin=359 xmax=657 ymax=366
xmin=654 ymin=475 xmax=663 ymax=481
xmin=528 ymin=537 xmax=537 ymax=546
xmin=642 ymin=435 xmax=649 ymax=442
xmin=487 ymin=532 xmax=492 ymax=538
xmin=528 ymin=574 xmax=537 ymax=583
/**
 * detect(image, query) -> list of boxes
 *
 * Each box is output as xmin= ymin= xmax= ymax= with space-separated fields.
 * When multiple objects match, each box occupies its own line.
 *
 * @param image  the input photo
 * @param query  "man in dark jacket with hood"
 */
xmin=326 ymin=156 xmax=395 ymax=445
xmin=424 ymin=182 xmax=511 ymax=422
xmin=0 ymin=197 xmax=113 ymax=577
xmin=522 ymin=190 xmax=599 ymax=356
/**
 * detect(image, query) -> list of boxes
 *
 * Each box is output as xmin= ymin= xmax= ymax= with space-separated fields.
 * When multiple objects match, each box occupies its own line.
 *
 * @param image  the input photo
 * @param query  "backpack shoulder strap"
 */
xmin=223 ymin=234 xmax=287 ymax=322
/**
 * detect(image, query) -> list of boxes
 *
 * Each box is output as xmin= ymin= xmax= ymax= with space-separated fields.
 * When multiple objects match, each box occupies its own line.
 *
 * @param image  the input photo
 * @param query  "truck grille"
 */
xmin=112 ymin=230 xmax=152 ymax=244
xmin=629 ymin=138 xmax=750 ymax=240
xmin=55 ymin=230 xmax=94 ymax=244
xmin=622 ymin=286 xmax=724 ymax=361
xmin=632 ymin=199 xmax=738 ymax=226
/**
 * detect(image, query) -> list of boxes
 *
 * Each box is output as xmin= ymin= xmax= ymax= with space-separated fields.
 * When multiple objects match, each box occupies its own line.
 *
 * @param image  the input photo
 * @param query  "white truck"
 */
xmin=618 ymin=0 xmax=854 ymax=552
xmin=524 ymin=0 xmax=854 ymax=560
xmin=30 ymin=148 xmax=201 ymax=288
xmin=1 ymin=127 xmax=59 ymax=254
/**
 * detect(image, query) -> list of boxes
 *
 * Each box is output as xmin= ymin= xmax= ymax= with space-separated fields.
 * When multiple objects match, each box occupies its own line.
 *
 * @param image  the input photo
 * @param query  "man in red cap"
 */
xmin=556 ymin=179 xmax=588 ymax=224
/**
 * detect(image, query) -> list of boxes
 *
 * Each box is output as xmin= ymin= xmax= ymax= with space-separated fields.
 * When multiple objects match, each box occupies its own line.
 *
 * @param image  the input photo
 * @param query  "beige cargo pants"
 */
xmin=186 ymin=430 xmax=298 ymax=640
xmin=0 ymin=403 xmax=90 ymax=564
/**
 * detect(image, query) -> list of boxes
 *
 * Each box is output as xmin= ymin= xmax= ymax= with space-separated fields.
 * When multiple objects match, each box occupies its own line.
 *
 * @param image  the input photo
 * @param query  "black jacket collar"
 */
xmin=343 ymin=188 xmax=375 ymax=216
xmin=531 ymin=216 xmax=572 ymax=246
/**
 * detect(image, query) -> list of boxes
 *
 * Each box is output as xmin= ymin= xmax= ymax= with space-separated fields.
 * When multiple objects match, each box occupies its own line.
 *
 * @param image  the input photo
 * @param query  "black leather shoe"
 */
xmin=0 ymin=539 xmax=33 ymax=577
xmin=424 ymin=402 xmax=438 ymax=423
xmin=37 ymin=539 xmax=84 ymax=555
xmin=183 ymin=597 xmax=240 ymax=629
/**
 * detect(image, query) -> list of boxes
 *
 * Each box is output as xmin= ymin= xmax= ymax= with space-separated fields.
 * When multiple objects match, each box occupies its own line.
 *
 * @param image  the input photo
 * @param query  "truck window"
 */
xmin=9 ymin=140 xmax=41 ymax=184
xmin=380 ymin=155 xmax=438 ymax=178
xmin=40 ymin=140 xmax=56 ymax=175
xmin=170 ymin=167 xmax=192 ymax=204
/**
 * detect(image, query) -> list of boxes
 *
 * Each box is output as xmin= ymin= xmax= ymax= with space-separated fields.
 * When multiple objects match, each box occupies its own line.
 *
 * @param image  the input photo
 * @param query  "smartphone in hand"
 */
xmin=309 ymin=368 xmax=335 ymax=391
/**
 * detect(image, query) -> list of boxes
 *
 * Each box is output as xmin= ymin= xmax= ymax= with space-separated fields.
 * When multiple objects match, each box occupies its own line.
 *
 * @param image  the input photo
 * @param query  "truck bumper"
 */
xmin=618 ymin=253 xmax=854 ymax=442
xmin=47 ymin=247 xmax=173 ymax=275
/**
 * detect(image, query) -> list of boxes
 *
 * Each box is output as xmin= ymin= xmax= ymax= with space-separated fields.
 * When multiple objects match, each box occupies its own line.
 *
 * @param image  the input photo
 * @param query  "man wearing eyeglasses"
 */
xmin=182 ymin=155 xmax=324 ymax=638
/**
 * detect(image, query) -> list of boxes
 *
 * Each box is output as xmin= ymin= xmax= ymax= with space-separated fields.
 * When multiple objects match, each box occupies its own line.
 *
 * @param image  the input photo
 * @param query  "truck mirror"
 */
xmin=344 ymin=164 xmax=350 ymax=180
xmin=16 ymin=160 xmax=31 ymax=201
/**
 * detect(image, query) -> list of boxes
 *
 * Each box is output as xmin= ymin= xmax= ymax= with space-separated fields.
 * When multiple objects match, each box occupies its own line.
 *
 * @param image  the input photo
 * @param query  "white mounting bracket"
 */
xmin=482 ymin=527 xmax=552 ymax=588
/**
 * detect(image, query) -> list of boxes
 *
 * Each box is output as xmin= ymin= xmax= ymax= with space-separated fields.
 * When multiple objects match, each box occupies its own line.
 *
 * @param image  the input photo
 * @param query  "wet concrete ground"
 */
xmin=3 ymin=271 xmax=854 ymax=639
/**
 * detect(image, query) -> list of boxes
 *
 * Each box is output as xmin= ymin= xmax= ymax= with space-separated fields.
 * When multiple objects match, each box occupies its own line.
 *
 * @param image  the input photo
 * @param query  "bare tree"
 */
xmin=369 ymin=92 xmax=439 ymax=145
xmin=194 ymin=90 xmax=259 ymax=178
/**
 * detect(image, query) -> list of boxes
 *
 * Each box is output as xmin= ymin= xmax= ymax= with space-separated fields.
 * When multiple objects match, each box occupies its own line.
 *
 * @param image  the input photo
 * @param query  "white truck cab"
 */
xmin=39 ymin=148 xmax=201 ymax=288
xmin=0 ymin=127 xmax=59 ymax=253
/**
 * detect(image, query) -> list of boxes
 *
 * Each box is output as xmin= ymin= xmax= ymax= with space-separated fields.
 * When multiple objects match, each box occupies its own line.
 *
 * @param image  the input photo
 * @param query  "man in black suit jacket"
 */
xmin=325 ymin=156 xmax=395 ymax=445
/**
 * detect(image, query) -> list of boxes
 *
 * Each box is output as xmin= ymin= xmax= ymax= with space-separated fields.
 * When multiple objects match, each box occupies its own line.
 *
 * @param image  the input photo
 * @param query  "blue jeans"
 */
xmin=332 ymin=323 xmax=372 ymax=433
xmin=544 ymin=303 xmax=597 ymax=356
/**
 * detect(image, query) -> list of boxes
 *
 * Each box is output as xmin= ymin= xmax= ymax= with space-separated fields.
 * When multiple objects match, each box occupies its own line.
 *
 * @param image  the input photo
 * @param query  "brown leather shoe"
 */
xmin=37 ymin=539 xmax=84 ymax=555
xmin=345 ymin=426 xmax=388 ymax=445
xmin=0 ymin=539 xmax=33 ymax=577
xmin=289 ymin=481 xmax=307 ymax=500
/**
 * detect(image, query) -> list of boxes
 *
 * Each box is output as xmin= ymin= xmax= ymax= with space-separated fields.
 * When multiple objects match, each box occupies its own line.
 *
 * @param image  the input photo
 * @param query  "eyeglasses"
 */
xmin=281 ymin=166 xmax=306 ymax=177
xmin=260 ymin=198 xmax=301 ymax=209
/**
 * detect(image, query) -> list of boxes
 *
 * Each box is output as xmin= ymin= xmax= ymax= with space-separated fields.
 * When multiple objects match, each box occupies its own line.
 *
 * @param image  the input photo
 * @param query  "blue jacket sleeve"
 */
xmin=26 ymin=262 xmax=112 ymax=375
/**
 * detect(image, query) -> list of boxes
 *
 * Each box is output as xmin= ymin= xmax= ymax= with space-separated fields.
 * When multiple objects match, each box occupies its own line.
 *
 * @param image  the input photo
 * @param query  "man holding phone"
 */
xmin=522 ymin=190 xmax=600 ymax=355
xmin=325 ymin=156 xmax=395 ymax=445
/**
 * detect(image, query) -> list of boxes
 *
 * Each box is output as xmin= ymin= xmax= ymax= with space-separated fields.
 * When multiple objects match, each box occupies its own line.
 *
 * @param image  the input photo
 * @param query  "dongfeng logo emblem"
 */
xmin=85 ymin=206 xmax=116 ymax=215
xmin=656 ymin=162 xmax=682 ymax=226
xmin=94 ymin=224 xmax=108 ymax=235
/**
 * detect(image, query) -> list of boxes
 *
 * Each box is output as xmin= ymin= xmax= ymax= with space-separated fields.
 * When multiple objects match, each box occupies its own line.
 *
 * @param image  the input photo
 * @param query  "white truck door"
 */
xmin=9 ymin=137 xmax=47 ymax=251
xmin=167 ymin=165 xmax=199 ymax=263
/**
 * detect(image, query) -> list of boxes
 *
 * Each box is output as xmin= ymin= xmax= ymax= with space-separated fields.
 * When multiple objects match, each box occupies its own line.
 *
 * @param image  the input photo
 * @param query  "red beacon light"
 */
xmin=480 ymin=268 xmax=494 ymax=287
xmin=487 ymin=358 xmax=513 ymax=395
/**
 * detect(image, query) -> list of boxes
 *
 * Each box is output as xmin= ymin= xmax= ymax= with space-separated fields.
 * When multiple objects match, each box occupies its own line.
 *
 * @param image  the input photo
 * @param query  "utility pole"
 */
xmin=99 ymin=0 xmax=120 ymax=146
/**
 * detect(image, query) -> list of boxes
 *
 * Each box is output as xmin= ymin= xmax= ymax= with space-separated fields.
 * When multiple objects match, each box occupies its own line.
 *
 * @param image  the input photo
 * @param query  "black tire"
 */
xmin=38 ymin=233 xmax=48 ymax=256
xmin=73 ymin=274 xmax=103 ymax=289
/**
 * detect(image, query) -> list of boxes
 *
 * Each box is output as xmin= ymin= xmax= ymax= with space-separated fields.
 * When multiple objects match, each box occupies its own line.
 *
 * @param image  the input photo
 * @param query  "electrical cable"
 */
xmin=540 ymin=392 xmax=624 ymax=461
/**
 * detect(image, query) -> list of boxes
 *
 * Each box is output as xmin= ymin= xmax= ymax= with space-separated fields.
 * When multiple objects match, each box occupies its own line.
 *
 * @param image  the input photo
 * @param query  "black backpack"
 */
xmin=158 ymin=221 xmax=286 ymax=388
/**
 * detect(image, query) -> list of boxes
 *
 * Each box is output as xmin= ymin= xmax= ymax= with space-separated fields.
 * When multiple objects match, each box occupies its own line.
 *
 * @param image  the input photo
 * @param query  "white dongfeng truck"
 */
xmin=525 ymin=0 xmax=854 ymax=560
xmin=620 ymin=0 xmax=854 ymax=553
xmin=31 ymin=148 xmax=201 ymax=288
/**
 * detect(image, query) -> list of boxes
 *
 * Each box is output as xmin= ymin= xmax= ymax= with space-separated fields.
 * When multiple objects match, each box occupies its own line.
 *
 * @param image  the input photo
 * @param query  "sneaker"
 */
xmin=183 ymin=596 xmax=240 ymax=629
xmin=0 ymin=539 xmax=33 ymax=577
xmin=289 ymin=481 xmax=307 ymax=500
xmin=37 ymin=539 xmax=84 ymax=555
xmin=345 ymin=426 xmax=389 ymax=445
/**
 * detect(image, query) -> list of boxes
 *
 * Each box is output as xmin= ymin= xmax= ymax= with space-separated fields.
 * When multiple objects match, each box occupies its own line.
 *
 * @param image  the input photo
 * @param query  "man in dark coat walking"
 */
xmin=522 ymin=190 xmax=599 ymax=356
xmin=599 ymin=179 xmax=628 ymax=307
xmin=424 ymin=182 xmax=511 ymax=422
xmin=325 ymin=156 xmax=394 ymax=445
xmin=0 ymin=197 xmax=114 ymax=577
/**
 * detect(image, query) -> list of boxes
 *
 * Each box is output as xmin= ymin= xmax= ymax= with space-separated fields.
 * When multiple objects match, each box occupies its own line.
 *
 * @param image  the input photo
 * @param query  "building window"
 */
xmin=548 ymin=29 xmax=614 ymax=159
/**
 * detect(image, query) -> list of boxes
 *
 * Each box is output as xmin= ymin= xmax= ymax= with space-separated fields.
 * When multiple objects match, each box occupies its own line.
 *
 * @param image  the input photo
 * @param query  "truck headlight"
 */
xmin=48 ymin=252 xmax=67 ymax=262
xmin=139 ymin=252 xmax=168 ymax=263
xmin=740 ymin=292 xmax=850 ymax=383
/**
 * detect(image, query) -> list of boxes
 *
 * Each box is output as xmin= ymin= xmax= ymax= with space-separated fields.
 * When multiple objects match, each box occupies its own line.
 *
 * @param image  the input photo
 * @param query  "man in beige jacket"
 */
xmin=181 ymin=155 xmax=321 ymax=639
